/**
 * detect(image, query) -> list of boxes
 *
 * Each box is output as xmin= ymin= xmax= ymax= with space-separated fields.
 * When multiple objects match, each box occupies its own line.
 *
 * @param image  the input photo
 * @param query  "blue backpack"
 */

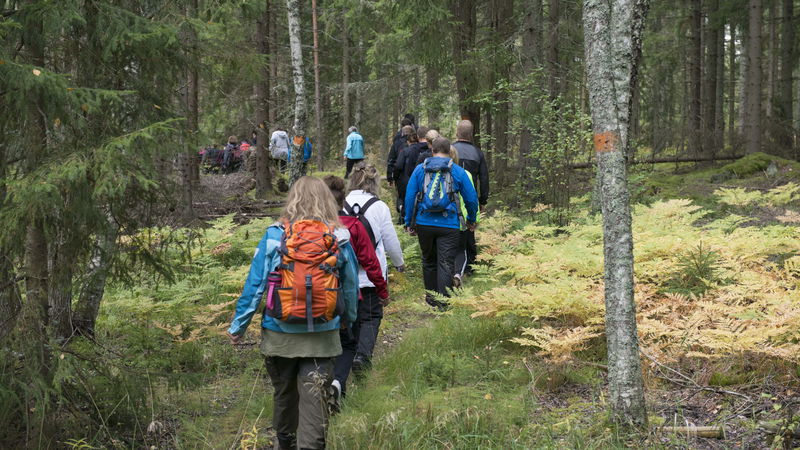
xmin=411 ymin=159 xmax=464 ymax=227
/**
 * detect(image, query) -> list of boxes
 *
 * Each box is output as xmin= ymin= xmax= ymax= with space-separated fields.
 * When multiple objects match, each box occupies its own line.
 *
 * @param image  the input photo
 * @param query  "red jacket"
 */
xmin=339 ymin=215 xmax=388 ymax=299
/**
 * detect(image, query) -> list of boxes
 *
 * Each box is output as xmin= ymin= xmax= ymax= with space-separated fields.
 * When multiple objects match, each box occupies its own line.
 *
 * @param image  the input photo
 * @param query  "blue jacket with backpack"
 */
xmin=344 ymin=132 xmax=365 ymax=159
xmin=404 ymin=156 xmax=479 ymax=230
xmin=227 ymin=223 xmax=359 ymax=336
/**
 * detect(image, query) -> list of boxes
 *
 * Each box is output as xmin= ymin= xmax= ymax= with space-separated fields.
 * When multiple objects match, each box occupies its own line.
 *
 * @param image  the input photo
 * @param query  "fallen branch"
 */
xmin=661 ymin=426 xmax=726 ymax=439
xmin=640 ymin=349 xmax=751 ymax=401
xmin=570 ymin=154 xmax=744 ymax=169
xmin=759 ymin=421 xmax=800 ymax=438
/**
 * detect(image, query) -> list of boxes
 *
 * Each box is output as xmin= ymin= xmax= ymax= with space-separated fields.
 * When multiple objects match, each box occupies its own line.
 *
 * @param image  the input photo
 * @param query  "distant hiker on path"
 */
xmin=270 ymin=126 xmax=290 ymax=172
xmin=227 ymin=176 xmax=360 ymax=450
xmin=405 ymin=137 xmax=478 ymax=309
xmin=386 ymin=117 xmax=413 ymax=185
xmin=343 ymin=126 xmax=365 ymax=179
xmin=452 ymin=120 xmax=489 ymax=275
xmin=449 ymin=145 xmax=480 ymax=288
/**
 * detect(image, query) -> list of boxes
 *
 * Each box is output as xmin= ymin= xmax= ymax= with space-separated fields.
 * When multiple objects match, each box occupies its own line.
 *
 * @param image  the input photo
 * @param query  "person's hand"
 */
xmin=406 ymin=227 xmax=417 ymax=236
xmin=467 ymin=222 xmax=477 ymax=232
xmin=227 ymin=331 xmax=241 ymax=345
xmin=395 ymin=265 xmax=406 ymax=273
xmin=380 ymin=296 xmax=391 ymax=307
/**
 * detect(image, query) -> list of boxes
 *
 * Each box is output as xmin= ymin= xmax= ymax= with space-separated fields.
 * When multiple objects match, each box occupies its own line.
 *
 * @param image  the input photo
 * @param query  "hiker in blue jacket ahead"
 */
xmin=404 ymin=137 xmax=478 ymax=309
xmin=343 ymin=126 xmax=365 ymax=179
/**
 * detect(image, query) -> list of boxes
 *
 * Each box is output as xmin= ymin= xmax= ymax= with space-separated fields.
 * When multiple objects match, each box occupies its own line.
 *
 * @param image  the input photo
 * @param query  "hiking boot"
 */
xmin=351 ymin=356 xmax=371 ymax=378
xmin=274 ymin=433 xmax=297 ymax=450
xmin=328 ymin=380 xmax=342 ymax=415
xmin=452 ymin=274 xmax=463 ymax=289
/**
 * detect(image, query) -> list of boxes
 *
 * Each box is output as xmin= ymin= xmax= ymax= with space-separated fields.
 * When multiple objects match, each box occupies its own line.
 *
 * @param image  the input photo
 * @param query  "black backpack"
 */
xmin=343 ymin=197 xmax=380 ymax=248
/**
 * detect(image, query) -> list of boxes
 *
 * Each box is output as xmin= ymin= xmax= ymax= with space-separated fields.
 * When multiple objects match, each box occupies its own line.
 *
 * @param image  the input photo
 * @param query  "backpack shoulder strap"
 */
xmin=359 ymin=196 xmax=380 ymax=216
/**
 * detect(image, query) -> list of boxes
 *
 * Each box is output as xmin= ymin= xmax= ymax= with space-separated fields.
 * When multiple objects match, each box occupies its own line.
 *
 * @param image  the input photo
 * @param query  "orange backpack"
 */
xmin=265 ymin=220 xmax=343 ymax=331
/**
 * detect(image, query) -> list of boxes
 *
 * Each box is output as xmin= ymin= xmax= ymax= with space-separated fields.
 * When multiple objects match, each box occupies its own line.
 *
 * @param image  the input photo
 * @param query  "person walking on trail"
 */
xmin=404 ymin=137 xmax=478 ymax=309
xmin=336 ymin=162 xmax=405 ymax=394
xmin=415 ymin=129 xmax=440 ymax=165
xmin=387 ymin=117 xmax=413 ymax=185
xmin=343 ymin=126 xmax=365 ymax=179
xmin=227 ymin=176 xmax=360 ymax=450
xmin=390 ymin=125 xmax=417 ymax=222
xmin=449 ymin=145 xmax=481 ymax=288
xmin=270 ymin=126 xmax=291 ymax=173
xmin=394 ymin=125 xmax=430 ymax=185
xmin=452 ymin=120 xmax=489 ymax=275
xmin=322 ymin=175 xmax=394 ymax=407
xmin=223 ymin=136 xmax=239 ymax=174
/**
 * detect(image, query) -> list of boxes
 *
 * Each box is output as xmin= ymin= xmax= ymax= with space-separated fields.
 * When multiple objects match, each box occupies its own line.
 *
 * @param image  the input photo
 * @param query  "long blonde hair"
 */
xmin=347 ymin=162 xmax=381 ymax=197
xmin=282 ymin=176 xmax=341 ymax=226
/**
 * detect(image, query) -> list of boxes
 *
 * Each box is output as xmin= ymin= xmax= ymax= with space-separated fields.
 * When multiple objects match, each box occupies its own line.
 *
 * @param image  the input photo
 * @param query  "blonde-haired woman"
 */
xmin=340 ymin=162 xmax=405 ymax=381
xmin=228 ymin=176 xmax=360 ymax=450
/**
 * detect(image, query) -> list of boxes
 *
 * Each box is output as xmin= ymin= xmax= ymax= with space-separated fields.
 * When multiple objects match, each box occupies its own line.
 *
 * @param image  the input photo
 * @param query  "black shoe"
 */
xmin=352 ymin=356 xmax=371 ymax=378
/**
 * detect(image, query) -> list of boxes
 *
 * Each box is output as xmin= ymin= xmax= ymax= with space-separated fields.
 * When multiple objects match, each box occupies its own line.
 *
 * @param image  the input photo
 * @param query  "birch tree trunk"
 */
xmin=745 ymin=0 xmax=763 ymax=154
xmin=312 ymin=0 xmax=324 ymax=171
xmin=583 ymin=0 xmax=649 ymax=427
xmin=72 ymin=218 xmax=117 ymax=338
xmin=286 ymin=0 xmax=306 ymax=186
xmin=255 ymin=0 xmax=273 ymax=198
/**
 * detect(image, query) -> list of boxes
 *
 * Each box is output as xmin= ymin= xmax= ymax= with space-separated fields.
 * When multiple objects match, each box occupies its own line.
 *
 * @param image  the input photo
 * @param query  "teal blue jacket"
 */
xmin=344 ymin=132 xmax=365 ymax=159
xmin=228 ymin=224 xmax=359 ymax=336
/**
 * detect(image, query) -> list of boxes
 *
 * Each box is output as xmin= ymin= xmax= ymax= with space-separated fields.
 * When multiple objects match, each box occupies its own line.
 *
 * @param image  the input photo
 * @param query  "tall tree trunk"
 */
xmin=547 ymin=0 xmax=561 ymax=98
xmin=519 ymin=0 xmax=543 ymax=184
xmin=413 ymin=66 xmax=421 ymax=118
xmin=48 ymin=227 xmax=76 ymax=342
xmin=688 ymin=0 xmax=702 ymax=157
xmin=583 ymin=0 xmax=649 ymax=427
xmin=739 ymin=24 xmax=749 ymax=136
xmin=728 ymin=24 xmax=737 ymax=149
xmin=746 ymin=0 xmax=763 ymax=154
xmin=0 ymin=141 xmax=21 ymax=342
xmin=187 ymin=0 xmax=200 ymax=190
xmin=255 ymin=0 xmax=273 ymax=198
xmin=715 ymin=24 xmax=725 ymax=151
xmin=269 ymin=0 xmax=278 ymax=125
xmin=491 ymin=0 xmax=514 ymax=185
xmin=767 ymin=0 xmax=778 ymax=119
xmin=341 ymin=19 xmax=350 ymax=137
xmin=425 ymin=65 xmax=441 ymax=126
xmin=354 ymin=38 xmax=364 ymax=127
xmin=72 ymin=218 xmax=117 ymax=338
xmin=312 ymin=0 xmax=324 ymax=170
xmin=779 ymin=0 xmax=795 ymax=150
xmin=286 ymin=0 xmax=306 ymax=186
xmin=703 ymin=0 xmax=720 ymax=159
xmin=450 ymin=0 xmax=481 ymax=146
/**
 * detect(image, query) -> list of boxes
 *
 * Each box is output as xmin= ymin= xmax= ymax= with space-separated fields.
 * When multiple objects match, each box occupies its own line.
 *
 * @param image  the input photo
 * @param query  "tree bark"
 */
xmin=491 ymin=0 xmax=514 ymax=185
xmin=519 ymin=0 xmax=543 ymax=183
xmin=767 ymin=0 xmax=778 ymax=119
xmin=286 ymin=0 xmax=306 ymax=186
xmin=187 ymin=0 xmax=200 ymax=190
xmin=0 ymin=140 xmax=20 ymax=341
xmin=450 ymin=0 xmax=481 ymax=146
xmin=341 ymin=19 xmax=350 ymax=137
xmin=778 ymin=0 xmax=795 ymax=150
xmin=688 ymin=0 xmax=702 ymax=157
xmin=312 ymin=0 xmax=324 ymax=171
xmin=255 ymin=0 xmax=273 ymax=198
xmin=582 ymin=0 xmax=649 ymax=427
xmin=703 ymin=0 xmax=720 ymax=159
xmin=728 ymin=24 xmax=737 ymax=149
xmin=47 ymin=228 xmax=76 ymax=342
xmin=745 ymin=0 xmax=763 ymax=154
xmin=425 ymin=65 xmax=441 ymax=126
xmin=72 ymin=219 xmax=117 ymax=338
xmin=547 ymin=0 xmax=561 ymax=99
xmin=269 ymin=0 xmax=278 ymax=124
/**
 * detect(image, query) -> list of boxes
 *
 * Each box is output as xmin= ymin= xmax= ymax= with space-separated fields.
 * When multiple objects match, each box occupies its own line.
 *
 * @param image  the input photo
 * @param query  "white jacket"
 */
xmin=344 ymin=190 xmax=405 ymax=289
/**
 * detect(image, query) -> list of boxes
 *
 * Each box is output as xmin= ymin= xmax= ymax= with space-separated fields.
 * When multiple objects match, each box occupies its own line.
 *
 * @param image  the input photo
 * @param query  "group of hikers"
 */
xmin=199 ymin=127 xmax=313 ymax=175
xmin=227 ymin=115 xmax=489 ymax=450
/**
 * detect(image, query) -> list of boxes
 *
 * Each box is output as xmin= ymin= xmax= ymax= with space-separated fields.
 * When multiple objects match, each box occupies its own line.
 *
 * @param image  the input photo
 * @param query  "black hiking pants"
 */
xmin=465 ymin=229 xmax=477 ymax=274
xmin=265 ymin=356 xmax=334 ymax=450
xmin=416 ymin=225 xmax=461 ymax=307
xmin=334 ymin=287 xmax=384 ymax=394
xmin=344 ymin=158 xmax=364 ymax=179
xmin=454 ymin=230 xmax=469 ymax=277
